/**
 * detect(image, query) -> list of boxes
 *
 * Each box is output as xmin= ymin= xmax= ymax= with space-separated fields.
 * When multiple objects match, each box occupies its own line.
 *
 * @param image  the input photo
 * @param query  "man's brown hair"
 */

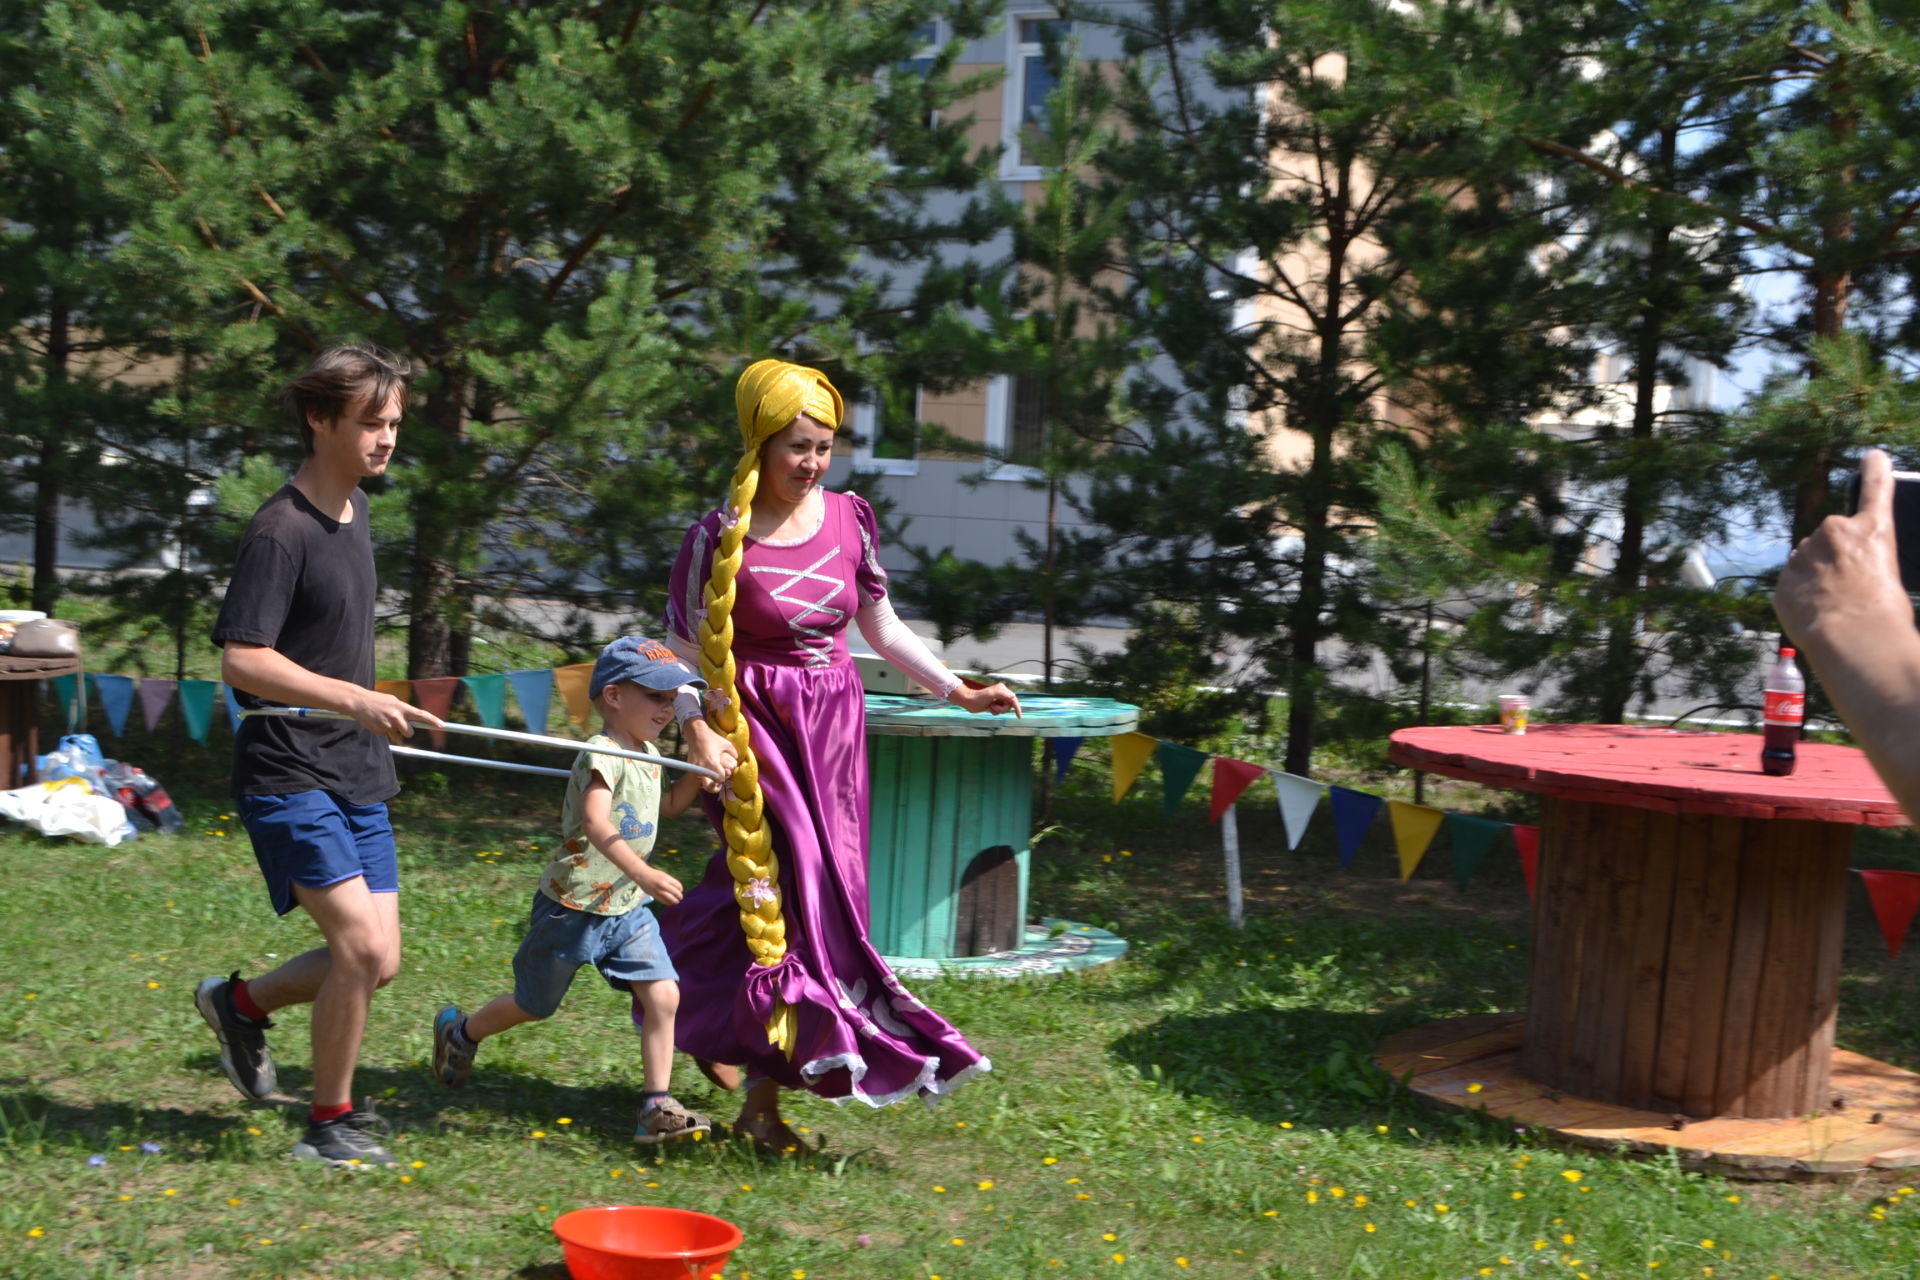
xmin=281 ymin=342 xmax=415 ymax=453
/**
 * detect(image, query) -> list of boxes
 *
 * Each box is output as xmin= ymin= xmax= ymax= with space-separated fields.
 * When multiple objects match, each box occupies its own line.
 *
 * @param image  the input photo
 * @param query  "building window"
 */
xmin=896 ymin=21 xmax=941 ymax=130
xmin=985 ymin=374 xmax=1048 ymax=479
xmin=852 ymin=387 xmax=921 ymax=475
xmin=1002 ymin=14 xmax=1071 ymax=179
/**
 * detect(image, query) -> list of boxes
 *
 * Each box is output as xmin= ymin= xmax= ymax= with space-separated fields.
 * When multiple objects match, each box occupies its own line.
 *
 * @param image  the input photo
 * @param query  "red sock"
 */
xmin=230 ymin=979 xmax=269 ymax=1023
xmin=311 ymin=1102 xmax=352 ymax=1125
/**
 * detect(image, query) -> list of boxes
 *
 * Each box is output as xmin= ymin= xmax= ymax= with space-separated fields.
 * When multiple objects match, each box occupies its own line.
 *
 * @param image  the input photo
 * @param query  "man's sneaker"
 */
xmin=635 ymin=1096 xmax=711 ymax=1145
xmin=193 ymin=973 xmax=276 ymax=1100
xmin=292 ymin=1107 xmax=396 ymax=1168
xmin=431 ymin=1005 xmax=475 ymax=1089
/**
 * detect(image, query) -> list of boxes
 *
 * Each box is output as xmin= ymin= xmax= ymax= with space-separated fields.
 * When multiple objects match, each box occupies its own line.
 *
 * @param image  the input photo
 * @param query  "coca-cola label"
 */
xmin=1764 ymin=690 xmax=1805 ymax=726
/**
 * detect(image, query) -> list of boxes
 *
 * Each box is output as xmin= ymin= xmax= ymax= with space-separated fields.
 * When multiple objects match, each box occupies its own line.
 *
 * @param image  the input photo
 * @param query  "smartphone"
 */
xmin=1850 ymin=468 xmax=1920 ymax=604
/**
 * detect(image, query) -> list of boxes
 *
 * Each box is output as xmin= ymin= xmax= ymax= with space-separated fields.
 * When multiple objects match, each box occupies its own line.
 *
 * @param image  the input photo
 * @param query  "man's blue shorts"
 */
xmin=238 ymin=791 xmax=398 ymax=917
xmin=512 ymin=891 xmax=677 ymax=1019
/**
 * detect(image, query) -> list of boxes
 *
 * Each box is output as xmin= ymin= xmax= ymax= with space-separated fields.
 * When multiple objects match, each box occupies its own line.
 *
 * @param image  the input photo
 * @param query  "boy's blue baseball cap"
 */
xmin=590 ymin=636 xmax=705 ymax=701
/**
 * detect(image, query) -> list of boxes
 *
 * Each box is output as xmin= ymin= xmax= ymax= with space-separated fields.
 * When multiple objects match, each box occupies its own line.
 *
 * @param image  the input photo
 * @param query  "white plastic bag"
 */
xmin=0 ymin=779 xmax=134 ymax=846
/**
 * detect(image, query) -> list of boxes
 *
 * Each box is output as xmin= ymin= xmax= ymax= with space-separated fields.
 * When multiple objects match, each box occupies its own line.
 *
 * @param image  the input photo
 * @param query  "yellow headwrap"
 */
xmin=734 ymin=358 xmax=843 ymax=450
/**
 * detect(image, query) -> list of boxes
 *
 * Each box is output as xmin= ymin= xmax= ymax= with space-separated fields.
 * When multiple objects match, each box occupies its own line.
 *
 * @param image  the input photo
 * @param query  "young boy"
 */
xmin=198 ymin=342 xmax=441 ymax=1168
xmin=431 ymin=636 xmax=712 ymax=1142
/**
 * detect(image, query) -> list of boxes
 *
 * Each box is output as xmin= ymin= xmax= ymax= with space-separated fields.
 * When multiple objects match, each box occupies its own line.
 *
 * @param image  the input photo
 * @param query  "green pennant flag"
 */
xmin=50 ymin=673 xmax=79 ymax=729
xmin=178 ymin=679 xmax=218 ymax=744
xmin=1445 ymin=813 xmax=1508 ymax=891
xmin=461 ymin=673 xmax=509 ymax=729
xmin=1157 ymin=742 xmax=1210 ymax=819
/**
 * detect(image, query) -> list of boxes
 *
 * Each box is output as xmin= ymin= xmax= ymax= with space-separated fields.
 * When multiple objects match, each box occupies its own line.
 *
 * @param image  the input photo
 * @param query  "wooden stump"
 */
xmin=1519 ymin=797 xmax=1852 ymax=1119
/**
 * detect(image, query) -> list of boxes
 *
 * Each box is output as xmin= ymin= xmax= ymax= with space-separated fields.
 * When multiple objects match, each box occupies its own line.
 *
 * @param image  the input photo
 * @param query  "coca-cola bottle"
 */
xmin=1761 ymin=647 xmax=1805 ymax=777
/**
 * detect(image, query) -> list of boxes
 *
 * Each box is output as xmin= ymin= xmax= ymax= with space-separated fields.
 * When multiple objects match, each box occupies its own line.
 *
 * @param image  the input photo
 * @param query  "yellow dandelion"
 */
xmin=951 ymin=1238 xmax=965 ymax=1247
xmin=1376 ymin=1124 xmax=1388 ymax=1133
xmin=1560 ymin=1170 xmax=1582 ymax=1182
xmin=27 ymin=1227 xmax=44 ymax=1239
xmin=1512 ymin=1191 xmax=1525 ymax=1200
xmin=531 ymin=1130 xmax=547 ymax=1139
xmin=558 ymin=1117 xmax=572 ymax=1126
xmin=1076 ymin=1193 xmax=1091 ymax=1200
xmin=1535 ymin=1241 xmax=1548 ymax=1251
xmin=400 ymin=1175 xmax=412 ymax=1184
xmin=1725 ymin=1194 xmax=1739 ymax=1203
xmin=1435 ymin=1204 xmax=1449 ymax=1214
xmin=259 ymin=1239 xmax=273 ymax=1246
xmin=1043 ymin=1156 xmax=1059 ymax=1165
xmin=955 ymin=1120 xmax=966 ymax=1127
xmin=1280 ymin=1121 xmax=1293 ymax=1129
xmin=1699 ymin=1240 xmax=1713 ymax=1250
xmin=792 ymin=1271 xmax=807 ymax=1280
xmin=1468 ymin=1082 xmax=1484 ymax=1094
xmin=1177 ymin=1261 xmax=1190 ymax=1270
xmin=1364 ymin=1223 xmax=1376 ymax=1233
xmin=934 ymin=1184 xmax=947 ymax=1193
xmin=1330 ymin=1186 xmax=1345 ymax=1198
xmin=227 ymin=1198 xmax=240 ymax=1206
xmin=977 ymin=1180 xmax=994 ymax=1190
xmin=1263 ymin=1210 xmax=1277 ymax=1218
xmin=146 ymin=982 xmax=159 ymax=990
xmin=1104 ymin=1233 xmax=1117 ymax=1241
xmin=1563 ymin=1234 xmax=1575 ymax=1245
xmin=740 ymin=1184 xmax=753 ymax=1192
xmin=1353 ymin=1194 xmax=1368 ymax=1207
xmin=610 ymin=1169 xmax=623 ymax=1178
xmin=247 ymin=1127 xmax=262 ymax=1136
xmin=118 ymin=1196 xmax=131 ymax=1202
xmin=163 ymin=1189 xmax=176 ymax=1197
xmin=1111 ymin=1253 xmax=1125 ymax=1264
xmin=1066 ymin=1177 xmax=1081 ymax=1185
xmin=646 ymin=1181 xmax=659 ymax=1188
xmin=1405 ymin=1199 xmax=1418 ymax=1208
xmin=1306 ymin=1190 xmax=1319 ymax=1204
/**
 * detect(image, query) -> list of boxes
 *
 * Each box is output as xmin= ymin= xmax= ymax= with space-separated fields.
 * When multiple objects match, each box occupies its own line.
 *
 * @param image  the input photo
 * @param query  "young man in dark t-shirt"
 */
xmin=197 ymin=343 xmax=440 ymax=1168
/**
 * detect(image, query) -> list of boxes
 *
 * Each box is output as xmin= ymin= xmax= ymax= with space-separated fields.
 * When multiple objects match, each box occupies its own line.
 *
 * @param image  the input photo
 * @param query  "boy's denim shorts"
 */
xmin=512 ymin=890 xmax=677 ymax=1019
xmin=238 ymin=791 xmax=398 ymax=917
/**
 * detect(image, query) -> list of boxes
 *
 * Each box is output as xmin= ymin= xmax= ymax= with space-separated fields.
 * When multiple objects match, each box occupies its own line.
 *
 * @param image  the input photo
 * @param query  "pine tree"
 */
xmin=36 ymin=0 xmax=998 ymax=675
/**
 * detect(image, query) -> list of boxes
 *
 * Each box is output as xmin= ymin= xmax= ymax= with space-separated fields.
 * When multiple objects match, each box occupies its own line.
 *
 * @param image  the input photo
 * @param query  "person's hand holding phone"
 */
xmin=1776 ymin=449 xmax=1914 ymax=652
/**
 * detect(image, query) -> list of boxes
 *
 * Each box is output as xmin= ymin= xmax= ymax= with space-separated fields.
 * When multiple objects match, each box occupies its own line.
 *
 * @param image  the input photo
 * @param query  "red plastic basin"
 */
xmin=552 ymin=1205 xmax=744 ymax=1280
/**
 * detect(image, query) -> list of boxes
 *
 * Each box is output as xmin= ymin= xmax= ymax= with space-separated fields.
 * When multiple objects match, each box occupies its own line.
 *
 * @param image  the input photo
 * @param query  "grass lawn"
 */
xmin=4 ymin=730 xmax=1920 ymax=1279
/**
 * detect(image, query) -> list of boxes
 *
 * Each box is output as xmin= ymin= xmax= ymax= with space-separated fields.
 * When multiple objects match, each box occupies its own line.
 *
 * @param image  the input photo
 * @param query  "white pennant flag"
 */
xmin=1272 ymin=770 xmax=1325 ymax=850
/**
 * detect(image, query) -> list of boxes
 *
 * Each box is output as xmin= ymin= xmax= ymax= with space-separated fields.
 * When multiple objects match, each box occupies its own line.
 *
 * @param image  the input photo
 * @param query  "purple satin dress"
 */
xmin=658 ymin=490 xmax=990 ymax=1106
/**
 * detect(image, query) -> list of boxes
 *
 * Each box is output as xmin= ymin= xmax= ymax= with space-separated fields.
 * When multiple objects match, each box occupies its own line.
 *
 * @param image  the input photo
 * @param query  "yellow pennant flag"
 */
xmin=553 ymin=662 xmax=596 ymax=726
xmin=1387 ymin=800 xmax=1446 ymax=881
xmin=375 ymin=679 xmax=411 ymax=702
xmin=1111 ymin=732 xmax=1158 ymax=803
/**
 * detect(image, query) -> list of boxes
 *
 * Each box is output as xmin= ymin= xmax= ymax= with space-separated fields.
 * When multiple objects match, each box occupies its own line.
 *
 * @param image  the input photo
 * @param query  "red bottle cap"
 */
xmin=1780 ymin=647 xmax=1796 ymax=658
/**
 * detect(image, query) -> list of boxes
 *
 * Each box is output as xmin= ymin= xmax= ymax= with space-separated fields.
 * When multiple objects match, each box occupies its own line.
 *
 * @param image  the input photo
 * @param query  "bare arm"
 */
xmin=579 ymin=774 xmax=682 ymax=905
xmin=222 ymin=642 xmax=441 ymax=738
xmin=854 ymin=595 xmax=1022 ymax=717
xmin=1774 ymin=449 xmax=1920 ymax=820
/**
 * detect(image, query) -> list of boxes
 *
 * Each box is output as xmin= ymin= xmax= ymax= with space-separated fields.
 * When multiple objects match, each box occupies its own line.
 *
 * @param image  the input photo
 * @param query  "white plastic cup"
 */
xmin=1498 ymin=694 xmax=1530 ymax=735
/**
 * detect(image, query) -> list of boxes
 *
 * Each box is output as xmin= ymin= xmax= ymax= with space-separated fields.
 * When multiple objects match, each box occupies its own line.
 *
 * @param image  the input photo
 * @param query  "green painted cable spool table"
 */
xmin=863 ymin=694 xmax=1137 ymax=979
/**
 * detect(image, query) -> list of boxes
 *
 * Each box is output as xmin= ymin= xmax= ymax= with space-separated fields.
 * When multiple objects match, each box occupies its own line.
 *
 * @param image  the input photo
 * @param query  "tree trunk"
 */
xmin=1599 ymin=122 xmax=1678 ymax=723
xmin=407 ymin=371 xmax=466 ymax=678
xmin=31 ymin=297 xmax=69 ymax=616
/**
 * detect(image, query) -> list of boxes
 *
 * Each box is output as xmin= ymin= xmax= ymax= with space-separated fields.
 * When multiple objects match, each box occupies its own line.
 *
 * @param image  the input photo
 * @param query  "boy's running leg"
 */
xmin=632 ymin=979 xmax=708 ymax=1144
xmin=288 ymin=877 xmax=401 ymax=1166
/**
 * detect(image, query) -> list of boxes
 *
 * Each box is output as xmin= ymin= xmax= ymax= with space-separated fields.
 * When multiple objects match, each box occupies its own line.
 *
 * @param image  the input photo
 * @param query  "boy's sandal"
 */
xmin=635 ymin=1098 xmax=712 ymax=1145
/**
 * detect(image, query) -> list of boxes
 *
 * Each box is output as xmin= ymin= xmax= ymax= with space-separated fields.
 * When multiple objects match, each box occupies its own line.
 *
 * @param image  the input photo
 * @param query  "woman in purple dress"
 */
xmin=660 ymin=359 xmax=1021 ymax=1149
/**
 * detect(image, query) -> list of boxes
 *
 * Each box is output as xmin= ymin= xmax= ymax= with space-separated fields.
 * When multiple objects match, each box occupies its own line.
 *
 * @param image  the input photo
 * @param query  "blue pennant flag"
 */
xmin=93 ymin=673 xmax=135 ymax=737
xmin=223 ymin=684 xmax=243 ymax=733
xmin=1049 ymin=736 xmax=1083 ymax=784
xmin=506 ymin=668 xmax=553 ymax=734
xmin=1329 ymin=786 xmax=1385 ymax=868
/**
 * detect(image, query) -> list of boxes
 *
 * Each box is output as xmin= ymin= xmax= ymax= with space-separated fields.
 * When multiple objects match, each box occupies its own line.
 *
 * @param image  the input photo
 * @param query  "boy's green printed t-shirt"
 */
xmin=543 ymin=734 xmax=662 ymax=916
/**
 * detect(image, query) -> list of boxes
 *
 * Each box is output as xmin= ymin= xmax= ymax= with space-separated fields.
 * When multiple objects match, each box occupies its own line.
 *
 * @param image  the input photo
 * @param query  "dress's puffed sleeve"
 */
xmin=665 ymin=513 xmax=719 ymax=645
xmin=846 ymin=493 xmax=890 ymax=605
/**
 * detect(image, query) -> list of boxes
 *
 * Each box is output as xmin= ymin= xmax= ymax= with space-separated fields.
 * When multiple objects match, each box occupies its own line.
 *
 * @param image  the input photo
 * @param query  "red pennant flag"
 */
xmin=1209 ymin=757 xmax=1265 ymax=823
xmin=1511 ymin=824 xmax=1540 ymax=902
xmin=410 ymin=676 xmax=461 ymax=750
xmin=1860 ymin=869 xmax=1920 ymax=958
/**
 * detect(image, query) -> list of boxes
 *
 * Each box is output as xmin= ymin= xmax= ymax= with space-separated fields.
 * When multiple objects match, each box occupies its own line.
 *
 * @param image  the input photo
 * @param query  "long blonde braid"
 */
xmin=697 ymin=359 xmax=845 ymax=1057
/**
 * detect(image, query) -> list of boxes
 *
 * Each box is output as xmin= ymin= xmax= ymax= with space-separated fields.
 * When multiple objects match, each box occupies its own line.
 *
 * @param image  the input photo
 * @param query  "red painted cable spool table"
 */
xmin=1379 ymin=723 xmax=1920 ymax=1177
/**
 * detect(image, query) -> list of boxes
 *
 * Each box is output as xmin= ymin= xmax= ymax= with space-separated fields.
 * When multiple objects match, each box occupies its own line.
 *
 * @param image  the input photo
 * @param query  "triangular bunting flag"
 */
xmin=1111 ymin=732 xmax=1156 ymax=803
xmin=1050 ymin=736 xmax=1083 ymax=784
xmin=50 ymin=673 xmax=78 ymax=729
xmin=178 ymin=679 xmax=217 ymax=745
xmin=1157 ymin=742 xmax=1210 ymax=819
xmin=411 ymin=677 xmax=461 ymax=750
xmin=138 ymin=678 xmax=175 ymax=732
xmin=1273 ymin=771 xmax=1323 ymax=850
xmin=375 ymin=679 xmax=411 ymax=703
xmin=1209 ymin=757 xmax=1264 ymax=823
xmin=1860 ymin=869 xmax=1920 ymax=958
xmin=554 ymin=662 xmax=595 ymax=727
xmin=1445 ymin=814 xmax=1508 ymax=891
xmin=506 ymin=668 xmax=553 ymax=733
xmin=1387 ymin=800 xmax=1446 ymax=881
xmin=1512 ymin=824 xmax=1540 ymax=902
xmin=93 ymin=673 xmax=134 ymax=738
xmin=461 ymin=673 xmax=508 ymax=729
xmin=1329 ymin=786 xmax=1384 ymax=869
xmin=223 ymin=684 xmax=242 ymax=733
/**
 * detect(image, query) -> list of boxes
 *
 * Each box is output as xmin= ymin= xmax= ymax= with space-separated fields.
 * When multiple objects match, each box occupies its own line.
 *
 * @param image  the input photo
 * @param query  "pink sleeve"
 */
xmin=665 ymin=514 xmax=719 ymax=646
xmin=856 ymin=595 xmax=962 ymax=698
xmin=845 ymin=493 xmax=890 ymax=604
